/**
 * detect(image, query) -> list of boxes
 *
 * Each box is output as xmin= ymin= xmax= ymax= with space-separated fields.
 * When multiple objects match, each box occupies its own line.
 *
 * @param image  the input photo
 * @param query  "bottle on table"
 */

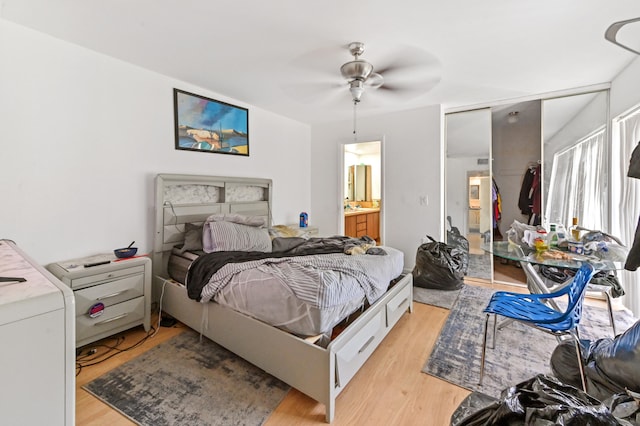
xmin=570 ymin=217 xmax=581 ymax=241
xmin=548 ymin=224 xmax=559 ymax=249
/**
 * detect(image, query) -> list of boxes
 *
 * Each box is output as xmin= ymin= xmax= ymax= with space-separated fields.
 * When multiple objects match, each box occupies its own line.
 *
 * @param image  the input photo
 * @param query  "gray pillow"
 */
xmin=179 ymin=222 xmax=204 ymax=253
xmin=203 ymin=221 xmax=272 ymax=253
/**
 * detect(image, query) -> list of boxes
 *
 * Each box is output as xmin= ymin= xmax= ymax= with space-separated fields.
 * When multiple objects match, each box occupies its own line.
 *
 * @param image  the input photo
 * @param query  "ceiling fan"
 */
xmin=338 ymin=41 xmax=441 ymax=105
xmin=335 ymin=41 xmax=441 ymax=139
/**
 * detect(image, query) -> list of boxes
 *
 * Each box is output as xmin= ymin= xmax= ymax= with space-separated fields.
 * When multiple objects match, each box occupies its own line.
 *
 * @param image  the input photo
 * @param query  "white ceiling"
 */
xmin=2 ymin=0 xmax=640 ymax=125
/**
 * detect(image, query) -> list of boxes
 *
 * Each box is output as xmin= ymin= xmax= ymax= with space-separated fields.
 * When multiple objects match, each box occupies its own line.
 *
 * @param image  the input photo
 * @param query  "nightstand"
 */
xmin=47 ymin=254 xmax=151 ymax=348
xmin=285 ymin=224 xmax=319 ymax=236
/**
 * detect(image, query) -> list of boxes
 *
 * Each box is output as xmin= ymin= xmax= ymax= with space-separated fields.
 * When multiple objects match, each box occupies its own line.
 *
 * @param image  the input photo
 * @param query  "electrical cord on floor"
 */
xmin=75 ymin=325 xmax=156 ymax=376
xmin=75 ymin=278 xmax=182 ymax=376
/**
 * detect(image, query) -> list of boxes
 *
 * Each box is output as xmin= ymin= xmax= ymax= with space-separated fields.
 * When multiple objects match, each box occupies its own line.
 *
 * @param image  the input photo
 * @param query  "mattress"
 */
xmin=167 ymin=246 xmax=403 ymax=337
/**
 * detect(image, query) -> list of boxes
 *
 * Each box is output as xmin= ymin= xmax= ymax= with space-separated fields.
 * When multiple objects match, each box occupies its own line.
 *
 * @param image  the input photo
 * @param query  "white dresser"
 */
xmin=0 ymin=239 xmax=75 ymax=426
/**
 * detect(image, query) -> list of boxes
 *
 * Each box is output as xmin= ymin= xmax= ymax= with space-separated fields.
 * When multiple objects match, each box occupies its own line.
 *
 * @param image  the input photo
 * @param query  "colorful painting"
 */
xmin=173 ymin=89 xmax=249 ymax=156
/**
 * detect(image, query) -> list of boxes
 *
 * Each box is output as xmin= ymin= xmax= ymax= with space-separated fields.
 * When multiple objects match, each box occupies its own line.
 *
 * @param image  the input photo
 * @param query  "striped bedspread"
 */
xmin=194 ymin=247 xmax=404 ymax=309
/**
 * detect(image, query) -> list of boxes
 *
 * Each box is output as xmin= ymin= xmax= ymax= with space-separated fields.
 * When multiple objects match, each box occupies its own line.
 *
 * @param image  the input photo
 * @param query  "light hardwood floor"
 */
xmin=75 ymin=280 xmax=526 ymax=425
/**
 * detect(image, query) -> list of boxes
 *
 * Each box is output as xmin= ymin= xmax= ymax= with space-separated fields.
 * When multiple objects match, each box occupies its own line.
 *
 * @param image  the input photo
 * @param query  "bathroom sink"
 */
xmin=346 ymin=207 xmax=379 ymax=213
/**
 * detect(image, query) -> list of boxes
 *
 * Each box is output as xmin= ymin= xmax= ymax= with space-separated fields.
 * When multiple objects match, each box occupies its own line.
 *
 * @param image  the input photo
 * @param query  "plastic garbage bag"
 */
xmin=506 ymin=219 xmax=542 ymax=249
xmin=412 ymin=236 xmax=465 ymax=290
xmin=451 ymin=374 xmax=623 ymax=425
xmin=446 ymin=220 xmax=470 ymax=275
xmin=551 ymin=319 xmax=640 ymax=402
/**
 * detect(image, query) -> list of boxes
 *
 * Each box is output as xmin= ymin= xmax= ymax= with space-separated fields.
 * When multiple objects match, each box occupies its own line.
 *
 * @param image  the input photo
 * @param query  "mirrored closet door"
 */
xmin=445 ymin=89 xmax=609 ymax=285
xmin=445 ymin=108 xmax=493 ymax=281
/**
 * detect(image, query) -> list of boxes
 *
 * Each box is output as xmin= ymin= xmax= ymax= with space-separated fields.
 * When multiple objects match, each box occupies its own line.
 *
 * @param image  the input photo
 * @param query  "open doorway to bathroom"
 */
xmin=343 ymin=141 xmax=382 ymax=244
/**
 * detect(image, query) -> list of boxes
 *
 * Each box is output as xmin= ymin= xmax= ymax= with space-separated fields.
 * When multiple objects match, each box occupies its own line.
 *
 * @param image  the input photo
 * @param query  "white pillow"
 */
xmin=203 ymin=221 xmax=272 ymax=253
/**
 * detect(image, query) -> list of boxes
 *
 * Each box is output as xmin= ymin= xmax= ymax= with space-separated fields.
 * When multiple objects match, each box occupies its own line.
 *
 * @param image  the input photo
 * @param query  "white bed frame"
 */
xmin=152 ymin=173 xmax=413 ymax=422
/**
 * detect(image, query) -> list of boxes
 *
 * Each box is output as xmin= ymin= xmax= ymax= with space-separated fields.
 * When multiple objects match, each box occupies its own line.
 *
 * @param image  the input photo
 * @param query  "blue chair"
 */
xmin=479 ymin=263 xmax=596 ymax=392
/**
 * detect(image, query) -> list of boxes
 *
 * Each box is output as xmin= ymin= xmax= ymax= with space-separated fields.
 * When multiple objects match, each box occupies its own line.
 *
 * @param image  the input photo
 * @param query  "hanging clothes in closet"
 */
xmin=518 ymin=163 xmax=541 ymax=226
xmin=492 ymin=178 xmax=503 ymax=239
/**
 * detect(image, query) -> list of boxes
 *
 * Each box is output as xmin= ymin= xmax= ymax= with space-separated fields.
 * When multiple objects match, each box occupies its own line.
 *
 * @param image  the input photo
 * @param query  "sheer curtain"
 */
xmin=612 ymin=107 xmax=640 ymax=317
xmin=546 ymin=129 xmax=607 ymax=230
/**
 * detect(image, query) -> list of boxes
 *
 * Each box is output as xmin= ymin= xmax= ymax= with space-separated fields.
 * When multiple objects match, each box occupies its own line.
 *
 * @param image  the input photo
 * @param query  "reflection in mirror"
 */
xmin=445 ymin=109 xmax=492 ymax=281
xmin=543 ymin=91 xmax=609 ymax=232
xmin=349 ymin=164 xmax=372 ymax=201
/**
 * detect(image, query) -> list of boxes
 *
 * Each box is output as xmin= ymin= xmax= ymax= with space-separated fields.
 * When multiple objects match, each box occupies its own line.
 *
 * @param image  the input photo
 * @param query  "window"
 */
xmin=611 ymin=104 xmax=640 ymax=316
xmin=545 ymin=127 xmax=607 ymax=230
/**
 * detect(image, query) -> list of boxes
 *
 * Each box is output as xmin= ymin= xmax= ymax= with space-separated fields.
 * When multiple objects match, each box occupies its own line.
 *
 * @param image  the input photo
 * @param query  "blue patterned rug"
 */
xmin=84 ymin=330 xmax=290 ymax=425
xmin=422 ymin=285 xmax=637 ymax=398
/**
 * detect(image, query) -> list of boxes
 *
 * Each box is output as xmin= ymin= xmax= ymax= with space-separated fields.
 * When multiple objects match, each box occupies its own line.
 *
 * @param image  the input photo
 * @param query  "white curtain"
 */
xmin=611 ymin=107 xmax=640 ymax=317
xmin=546 ymin=129 xmax=607 ymax=230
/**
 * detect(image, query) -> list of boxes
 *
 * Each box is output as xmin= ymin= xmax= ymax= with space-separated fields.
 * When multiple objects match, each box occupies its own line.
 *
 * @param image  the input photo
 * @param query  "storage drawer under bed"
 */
xmin=386 ymin=281 xmax=412 ymax=328
xmin=335 ymin=309 xmax=386 ymax=387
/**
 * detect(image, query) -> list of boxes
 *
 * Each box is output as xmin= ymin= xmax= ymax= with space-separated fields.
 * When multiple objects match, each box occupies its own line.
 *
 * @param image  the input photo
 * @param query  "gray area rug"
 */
xmin=423 ymin=285 xmax=637 ymax=398
xmin=467 ymin=253 xmax=492 ymax=280
xmin=84 ymin=330 xmax=290 ymax=425
xmin=413 ymin=285 xmax=463 ymax=309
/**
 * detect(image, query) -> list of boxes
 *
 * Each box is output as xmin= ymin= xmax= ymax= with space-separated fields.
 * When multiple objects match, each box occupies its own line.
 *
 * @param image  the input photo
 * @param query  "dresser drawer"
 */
xmin=386 ymin=280 xmax=412 ymax=327
xmin=335 ymin=309 xmax=385 ymax=388
xmin=76 ymin=297 xmax=145 ymax=342
xmin=69 ymin=264 xmax=145 ymax=289
xmin=74 ymin=273 xmax=144 ymax=315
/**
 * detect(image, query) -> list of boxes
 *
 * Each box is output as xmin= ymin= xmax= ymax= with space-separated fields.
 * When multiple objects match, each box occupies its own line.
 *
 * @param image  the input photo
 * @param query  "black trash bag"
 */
xmin=551 ymin=319 xmax=640 ymax=402
xmin=447 ymin=222 xmax=470 ymax=275
xmin=451 ymin=374 xmax=621 ymax=425
xmin=412 ymin=235 xmax=465 ymax=290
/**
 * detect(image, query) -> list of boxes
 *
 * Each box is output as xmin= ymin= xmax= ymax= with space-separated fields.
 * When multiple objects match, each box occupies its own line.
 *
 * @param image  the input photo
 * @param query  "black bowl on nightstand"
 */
xmin=114 ymin=247 xmax=137 ymax=258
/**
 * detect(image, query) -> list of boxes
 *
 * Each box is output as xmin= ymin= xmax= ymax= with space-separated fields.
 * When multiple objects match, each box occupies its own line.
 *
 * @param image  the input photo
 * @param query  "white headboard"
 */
xmin=152 ymin=174 xmax=272 ymax=298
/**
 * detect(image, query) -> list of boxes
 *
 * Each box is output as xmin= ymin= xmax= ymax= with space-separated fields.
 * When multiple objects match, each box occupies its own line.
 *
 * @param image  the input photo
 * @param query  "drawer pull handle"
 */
xmin=94 ymin=313 xmax=128 ymax=326
xmin=97 ymin=290 xmax=129 ymax=300
xmin=394 ymin=298 xmax=409 ymax=310
xmin=358 ymin=335 xmax=376 ymax=354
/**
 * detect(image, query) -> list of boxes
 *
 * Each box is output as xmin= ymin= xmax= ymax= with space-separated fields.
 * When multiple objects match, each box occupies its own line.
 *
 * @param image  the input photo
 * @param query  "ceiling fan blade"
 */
xmin=373 ymin=45 xmax=442 ymax=76
xmin=281 ymin=81 xmax=346 ymax=104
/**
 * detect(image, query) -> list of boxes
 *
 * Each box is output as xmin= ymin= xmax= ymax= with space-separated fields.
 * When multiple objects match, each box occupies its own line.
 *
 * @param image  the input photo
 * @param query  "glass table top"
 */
xmin=482 ymin=241 xmax=624 ymax=271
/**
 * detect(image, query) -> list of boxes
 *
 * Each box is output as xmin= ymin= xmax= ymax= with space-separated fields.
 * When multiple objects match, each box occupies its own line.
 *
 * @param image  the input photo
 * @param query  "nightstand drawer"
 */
xmin=69 ymin=264 xmax=145 ymax=289
xmin=76 ymin=297 xmax=145 ymax=342
xmin=74 ymin=273 xmax=144 ymax=315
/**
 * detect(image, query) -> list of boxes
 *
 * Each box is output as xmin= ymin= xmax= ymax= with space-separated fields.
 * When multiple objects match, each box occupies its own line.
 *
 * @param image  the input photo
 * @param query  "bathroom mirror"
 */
xmin=348 ymin=164 xmax=372 ymax=201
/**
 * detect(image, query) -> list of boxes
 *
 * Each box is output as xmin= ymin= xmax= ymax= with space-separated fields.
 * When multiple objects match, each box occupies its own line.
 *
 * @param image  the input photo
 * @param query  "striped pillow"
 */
xmin=203 ymin=221 xmax=272 ymax=253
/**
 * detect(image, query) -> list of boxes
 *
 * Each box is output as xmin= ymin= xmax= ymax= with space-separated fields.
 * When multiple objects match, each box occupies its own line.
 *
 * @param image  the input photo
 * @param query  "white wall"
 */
xmin=0 ymin=19 xmax=311 ymax=264
xmin=310 ymin=105 xmax=443 ymax=271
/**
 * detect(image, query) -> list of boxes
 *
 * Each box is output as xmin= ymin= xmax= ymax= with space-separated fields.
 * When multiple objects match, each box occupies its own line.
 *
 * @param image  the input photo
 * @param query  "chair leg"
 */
xmin=491 ymin=313 xmax=497 ymax=349
xmin=572 ymin=329 xmax=588 ymax=393
xmin=479 ymin=313 xmax=490 ymax=385
xmin=604 ymin=291 xmax=616 ymax=336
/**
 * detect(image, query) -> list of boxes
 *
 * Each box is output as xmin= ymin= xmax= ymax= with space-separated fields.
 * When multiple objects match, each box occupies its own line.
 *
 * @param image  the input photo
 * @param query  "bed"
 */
xmin=152 ymin=173 xmax=413 ymax=422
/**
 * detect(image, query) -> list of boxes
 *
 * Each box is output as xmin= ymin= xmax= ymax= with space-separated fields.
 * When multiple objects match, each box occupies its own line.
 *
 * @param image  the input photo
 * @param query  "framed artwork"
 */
xmin=469 ymin=184 xmax=480 ymax=200
xmin=173 ymin=88 xmax=249 ymax=156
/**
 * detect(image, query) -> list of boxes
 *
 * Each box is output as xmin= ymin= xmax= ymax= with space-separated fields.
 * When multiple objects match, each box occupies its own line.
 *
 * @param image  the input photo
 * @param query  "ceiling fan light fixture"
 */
xmin=349 ymin=80 xmax=365 ymax=102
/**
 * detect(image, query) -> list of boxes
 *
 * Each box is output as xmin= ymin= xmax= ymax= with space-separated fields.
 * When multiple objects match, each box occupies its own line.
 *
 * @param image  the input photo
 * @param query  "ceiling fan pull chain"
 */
xmin=353 ymin=100 xmax=358 ymax=141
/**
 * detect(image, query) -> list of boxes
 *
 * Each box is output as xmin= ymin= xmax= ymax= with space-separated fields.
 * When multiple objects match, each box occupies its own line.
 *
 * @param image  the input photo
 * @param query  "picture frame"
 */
xmin=173 ymin=88 xmax=249 ymax=156
xmin=469 ymin=184 xmax=480 ymax=200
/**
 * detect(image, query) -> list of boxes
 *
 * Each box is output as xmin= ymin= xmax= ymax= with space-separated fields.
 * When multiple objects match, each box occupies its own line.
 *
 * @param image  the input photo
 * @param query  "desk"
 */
xmin=483 ymin=241 xmax=622 ymax=335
